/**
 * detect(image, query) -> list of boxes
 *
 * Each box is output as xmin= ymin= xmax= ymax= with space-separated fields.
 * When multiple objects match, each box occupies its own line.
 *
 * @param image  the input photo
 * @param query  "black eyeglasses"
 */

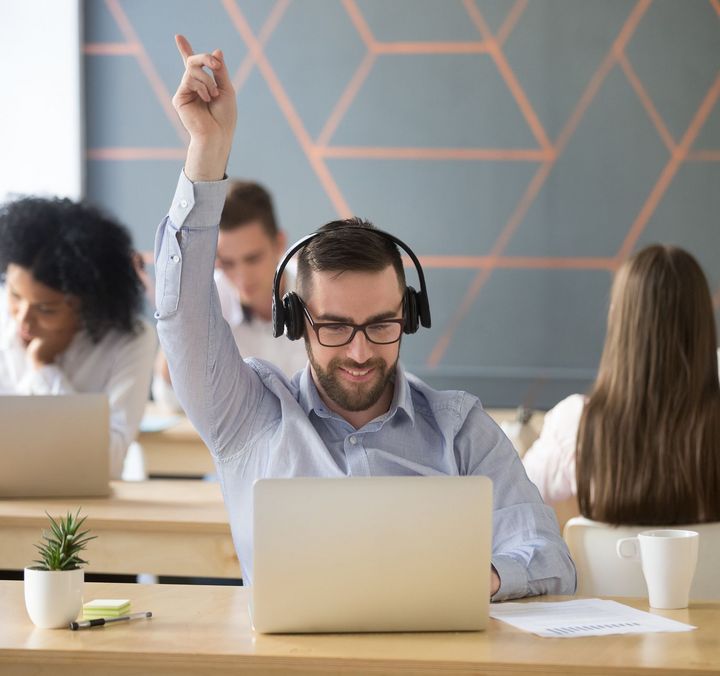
xmin=300 ymin=300 xmax=404 ymax=347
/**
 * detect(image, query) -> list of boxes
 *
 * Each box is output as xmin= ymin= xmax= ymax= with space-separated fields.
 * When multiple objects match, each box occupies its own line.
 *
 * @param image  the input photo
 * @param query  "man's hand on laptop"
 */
xmin=490 ymin=566 xmax=500 ymax=597
xmin=172 ymin=34 xmax=237 ymax=183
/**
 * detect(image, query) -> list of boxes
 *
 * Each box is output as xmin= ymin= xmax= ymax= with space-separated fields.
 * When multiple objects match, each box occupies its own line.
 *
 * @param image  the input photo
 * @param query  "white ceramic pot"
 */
xmin=24 ymin=567 xmax=84 ymax=629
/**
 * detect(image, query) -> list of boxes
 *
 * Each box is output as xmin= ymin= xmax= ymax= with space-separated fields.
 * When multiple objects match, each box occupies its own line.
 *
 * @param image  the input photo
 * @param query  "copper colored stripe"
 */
xmin=87 ymin=148 xmax=187 ymax=161
xmin=616 ymin=71 xmax=720 ymax=262
xmin=321 ymin=147 xmax=552 ymax=161
xmin=104 ymin=0 xmax=188 ymax=144
xmin=222 ymin=0 xmax=353 ymax=217
xmin=84 ymin=42 xmax=138 ymax=55
xmin=496 ymin=0 xmax=527 ymax=47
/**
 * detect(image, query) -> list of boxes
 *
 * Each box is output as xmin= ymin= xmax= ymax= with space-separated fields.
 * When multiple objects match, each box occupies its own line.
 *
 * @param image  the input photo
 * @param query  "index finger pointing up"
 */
xmin=175 ymin=34 xmax=194 ymax=65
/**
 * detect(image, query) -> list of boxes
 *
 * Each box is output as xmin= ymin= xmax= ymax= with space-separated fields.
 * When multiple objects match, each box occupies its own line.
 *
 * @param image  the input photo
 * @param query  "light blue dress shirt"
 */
xmin=155 ymin=172 xmax=576 ymax=601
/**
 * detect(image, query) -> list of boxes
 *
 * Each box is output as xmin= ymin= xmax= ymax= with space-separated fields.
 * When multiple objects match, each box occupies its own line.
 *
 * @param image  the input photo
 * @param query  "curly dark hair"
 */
xmin=0 ymin=196 xmax=144 ymax=342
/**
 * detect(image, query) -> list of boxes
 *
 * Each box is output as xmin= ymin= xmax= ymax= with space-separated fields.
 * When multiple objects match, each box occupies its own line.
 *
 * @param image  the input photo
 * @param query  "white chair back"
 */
xmin=563 ymin=516 xmax=720 ymax=600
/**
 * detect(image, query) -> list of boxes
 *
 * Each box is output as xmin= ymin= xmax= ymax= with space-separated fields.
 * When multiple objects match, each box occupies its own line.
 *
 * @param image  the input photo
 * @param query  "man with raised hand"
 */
xmin=155 ymin=35 xmax=576 ymax=599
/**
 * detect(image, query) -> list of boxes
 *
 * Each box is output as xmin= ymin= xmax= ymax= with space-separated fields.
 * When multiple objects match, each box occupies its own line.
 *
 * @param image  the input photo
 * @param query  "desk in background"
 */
xmin=139 ymin=409 xmax=214 ymax=478
xmin=138 ymin=406 xmax=545 ymax=478
xmin=0 ymin=481 xmax=239 ymax=579
xmin=1 ymin=582 xmax=718 ymax=675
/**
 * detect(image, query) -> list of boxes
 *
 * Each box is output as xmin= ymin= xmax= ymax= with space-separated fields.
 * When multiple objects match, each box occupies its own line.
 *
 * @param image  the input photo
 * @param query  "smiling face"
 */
xmin=303 ymin=265 xmax=404 ymax=428
xmin=5 ymin=263 xmax=80 ymax=348
xmin=215 ymin=221 xmax=286 ymax=319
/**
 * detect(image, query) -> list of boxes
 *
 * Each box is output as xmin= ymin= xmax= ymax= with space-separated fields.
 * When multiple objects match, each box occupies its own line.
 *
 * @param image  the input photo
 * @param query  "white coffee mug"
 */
xmin=616 ymin=529 xmax=699 ymax=609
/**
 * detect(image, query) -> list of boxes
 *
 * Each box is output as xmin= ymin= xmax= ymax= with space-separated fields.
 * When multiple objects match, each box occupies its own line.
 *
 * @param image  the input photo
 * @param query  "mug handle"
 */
xmin=616 ymin=537 xmax=640 ymax=560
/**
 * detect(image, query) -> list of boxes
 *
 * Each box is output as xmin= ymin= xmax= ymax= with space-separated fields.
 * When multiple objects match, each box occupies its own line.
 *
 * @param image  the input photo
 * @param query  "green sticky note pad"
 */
xmin=83 ymin=599 xmax=131 ymax=614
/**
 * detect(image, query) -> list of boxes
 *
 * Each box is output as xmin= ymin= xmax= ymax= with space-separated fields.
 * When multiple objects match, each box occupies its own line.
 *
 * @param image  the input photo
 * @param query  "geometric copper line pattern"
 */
xmin=687 ymin=150 xmax=720 ymax=160
xmin=428 ymin=0 xmax=651 ymax=366
xmin=85 ymin=0 xmax=545 ymax=235
xmin=84 ymin=0 xmax=720 ymax=361
xmin=102 ymin=0 xmax=189 ymax=144
xmin=221 ymin=0 xmax=352 ymax=216
xmin=428 ymin=0 xmax=720 ymax=366
xmin=230 ymin=0 xmax=291 ymax=93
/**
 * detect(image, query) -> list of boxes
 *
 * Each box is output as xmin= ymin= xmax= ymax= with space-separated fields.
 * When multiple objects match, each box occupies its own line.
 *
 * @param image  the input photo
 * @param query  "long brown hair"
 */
xmin=576 ymin=245 xmax=720 ymax=525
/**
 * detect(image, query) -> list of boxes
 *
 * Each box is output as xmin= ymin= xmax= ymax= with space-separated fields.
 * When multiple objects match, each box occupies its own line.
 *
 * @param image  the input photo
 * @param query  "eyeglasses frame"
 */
xmin=299 ymin=299 xmax=404 ymax=347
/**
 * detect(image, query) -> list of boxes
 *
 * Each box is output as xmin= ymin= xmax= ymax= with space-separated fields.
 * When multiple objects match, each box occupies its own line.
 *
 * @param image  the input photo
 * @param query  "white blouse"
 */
xmin=522 ymin=394 xmax=585 ymax=505
xmin=0 ymin=288 xmax=156 ymax=479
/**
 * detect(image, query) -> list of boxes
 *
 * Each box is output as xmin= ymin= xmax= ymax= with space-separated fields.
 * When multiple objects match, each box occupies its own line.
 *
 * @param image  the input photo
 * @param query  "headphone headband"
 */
xmin=272 ymin=225 xmax=431 ymax=339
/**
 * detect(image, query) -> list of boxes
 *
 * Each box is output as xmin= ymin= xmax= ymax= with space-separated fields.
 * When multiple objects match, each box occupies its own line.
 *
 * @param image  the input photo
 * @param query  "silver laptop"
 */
xmin=0 ymin=394 xmax=110 ymax=498
xmin=251 ymin=475 xmax=493 ymax=633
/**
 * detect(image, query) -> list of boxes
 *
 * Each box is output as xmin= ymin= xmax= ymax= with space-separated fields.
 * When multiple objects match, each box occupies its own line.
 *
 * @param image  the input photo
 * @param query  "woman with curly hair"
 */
xmin=0 ymin=197 xmax=156 ymax=479
xmin=523 ymin=244 xmax=720 ymax=526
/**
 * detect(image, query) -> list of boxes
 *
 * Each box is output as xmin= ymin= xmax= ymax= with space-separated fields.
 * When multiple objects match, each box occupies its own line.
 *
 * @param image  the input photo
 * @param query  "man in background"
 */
xmin=153 ymin=179 xmax=307 ymax=411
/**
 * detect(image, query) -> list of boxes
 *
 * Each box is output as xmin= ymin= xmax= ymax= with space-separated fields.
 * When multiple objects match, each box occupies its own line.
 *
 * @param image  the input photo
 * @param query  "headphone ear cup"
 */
xmin=403 ymin=287 xmax=420 ymax=334
xmin=282 ymin=292 xmax=305 ymax=340
xmin=417 ymin=290 xmax=431 ymax=329
xmin=272 ymin=294 xmax=284 ymax=338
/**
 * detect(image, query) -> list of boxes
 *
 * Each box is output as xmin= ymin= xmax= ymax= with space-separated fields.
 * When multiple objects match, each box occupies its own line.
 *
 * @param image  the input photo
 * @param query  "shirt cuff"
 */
xmin=490 ymin=554 xmax=529 ymax=602
xmin=168 ymin=170 xmax=228 ymax=231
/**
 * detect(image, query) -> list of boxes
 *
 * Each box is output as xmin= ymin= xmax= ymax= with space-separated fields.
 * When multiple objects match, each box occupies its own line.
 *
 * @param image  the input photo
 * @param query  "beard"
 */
xmin=305 ymin=342 xmax=397 ymax=412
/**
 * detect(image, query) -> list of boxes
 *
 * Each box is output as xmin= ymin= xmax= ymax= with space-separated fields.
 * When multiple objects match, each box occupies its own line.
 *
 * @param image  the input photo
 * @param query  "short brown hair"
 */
xmin=219 ymin=180 xmax=278 ymax=237
xmin=296 ymin=218 xmax=406 ymax=299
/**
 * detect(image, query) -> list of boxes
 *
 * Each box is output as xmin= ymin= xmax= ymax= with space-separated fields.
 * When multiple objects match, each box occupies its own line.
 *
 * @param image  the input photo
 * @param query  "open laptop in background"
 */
xmin=0 ymin=394 xmax=110 ymax=498
xmin=251 ymin=475 xmax=493 ymax=633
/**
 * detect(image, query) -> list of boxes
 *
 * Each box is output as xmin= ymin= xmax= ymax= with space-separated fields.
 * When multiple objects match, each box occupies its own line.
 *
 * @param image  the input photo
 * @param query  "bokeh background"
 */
xmin=84 ymin=0 xmax=720 ymax=408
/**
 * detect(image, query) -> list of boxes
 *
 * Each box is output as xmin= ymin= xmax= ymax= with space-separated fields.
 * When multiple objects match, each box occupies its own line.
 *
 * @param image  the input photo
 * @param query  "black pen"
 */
xmin=70 ymin=611 xmax=152 ymax=630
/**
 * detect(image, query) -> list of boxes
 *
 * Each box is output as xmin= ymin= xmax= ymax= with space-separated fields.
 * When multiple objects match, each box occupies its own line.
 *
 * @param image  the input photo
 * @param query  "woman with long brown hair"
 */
xmin=523 ymin=244 xmax=720 ymax=525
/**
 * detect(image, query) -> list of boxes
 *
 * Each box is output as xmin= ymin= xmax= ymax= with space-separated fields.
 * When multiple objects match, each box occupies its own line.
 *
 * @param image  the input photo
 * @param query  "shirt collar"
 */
xmin=297 ymin=361 xmax=416 ymax=427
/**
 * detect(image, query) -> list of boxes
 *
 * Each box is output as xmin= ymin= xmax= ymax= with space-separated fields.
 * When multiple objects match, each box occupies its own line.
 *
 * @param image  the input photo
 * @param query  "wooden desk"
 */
xmin=486 ymin=407 xmax=545 ymax=453
xmin=0 ymin=482 xmax=239 ymax=578
xmin=1 ymin=583 xmax=718 ymax=675
xmin=139 ymin=414 xmax=214 ymax=478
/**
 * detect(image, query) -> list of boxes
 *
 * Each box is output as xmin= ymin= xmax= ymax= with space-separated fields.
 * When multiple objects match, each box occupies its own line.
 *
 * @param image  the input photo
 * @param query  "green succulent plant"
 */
xmin=32 ymin=509 xmax=96 ymax=571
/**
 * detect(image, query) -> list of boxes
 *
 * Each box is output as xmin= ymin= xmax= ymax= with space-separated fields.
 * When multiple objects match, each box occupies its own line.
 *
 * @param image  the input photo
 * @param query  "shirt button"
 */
xmin=153 ymin=311 xmax=161 ymax=319
xmin=179 ymin=199 xmax=188 ymax=209
xmin=349 ymin=436 xmax=357 ymax=445
xmin=170 ymin=254 xmax=180 ymax=263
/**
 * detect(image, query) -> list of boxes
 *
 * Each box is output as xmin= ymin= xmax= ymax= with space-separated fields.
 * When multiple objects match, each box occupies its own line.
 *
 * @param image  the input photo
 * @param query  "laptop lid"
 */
xmin=0 ymin=394 xmax=110 ymax=498
xmin=251 ymin=475 xmax=492 ymax=633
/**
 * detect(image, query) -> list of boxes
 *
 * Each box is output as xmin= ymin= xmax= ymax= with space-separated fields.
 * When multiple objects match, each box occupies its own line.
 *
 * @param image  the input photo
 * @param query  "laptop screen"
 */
xmin=0 ymin=394 xmax=109 ymax=498
xmin=252 ymin=475 xmax=492 ymax=633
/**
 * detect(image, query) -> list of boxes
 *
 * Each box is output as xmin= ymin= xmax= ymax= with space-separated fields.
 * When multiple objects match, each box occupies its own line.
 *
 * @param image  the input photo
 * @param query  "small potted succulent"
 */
xmin=24 ymin=509 xmax=96 ymax=628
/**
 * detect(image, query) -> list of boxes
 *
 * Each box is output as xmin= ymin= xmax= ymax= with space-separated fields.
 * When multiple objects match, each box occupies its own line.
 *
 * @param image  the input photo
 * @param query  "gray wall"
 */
xmin=84 ymin=0 xmax=720 ymax=408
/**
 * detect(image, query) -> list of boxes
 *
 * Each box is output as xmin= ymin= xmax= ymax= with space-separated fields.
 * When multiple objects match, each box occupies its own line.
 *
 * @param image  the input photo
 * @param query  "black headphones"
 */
xmin=272 ymin=227 xmax=431 ymax=340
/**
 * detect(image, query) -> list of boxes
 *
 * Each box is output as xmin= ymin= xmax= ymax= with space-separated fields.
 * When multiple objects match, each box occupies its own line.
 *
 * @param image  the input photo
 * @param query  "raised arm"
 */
xmin=155 ymin=36 xmax=269 ymax=456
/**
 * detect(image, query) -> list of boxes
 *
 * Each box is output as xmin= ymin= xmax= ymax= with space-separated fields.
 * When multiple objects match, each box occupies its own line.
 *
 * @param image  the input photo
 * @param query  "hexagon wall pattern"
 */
xmin=84 ymin=0 xmax=720 ymax=408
